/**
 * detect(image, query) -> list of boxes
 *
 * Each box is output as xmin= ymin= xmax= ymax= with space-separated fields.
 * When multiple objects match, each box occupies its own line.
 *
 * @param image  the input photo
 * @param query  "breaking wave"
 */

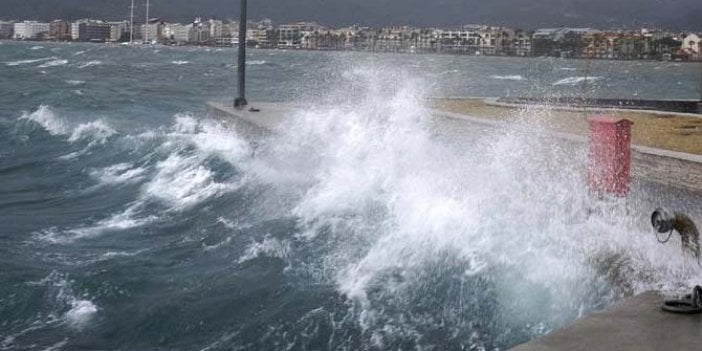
xmin=77 ymin=60 xmax=103 ymax=69
xmin=1 ymin=272 xmax=98 ymax=349
xmin=491 ymin=74 xmax=525 ymax=81
xmin=35 ymin=113 xmax=251 ymax=244
xmin=553 ymin=76 xmax=601 ymax=86
xmin=5 ymin=57 xmax=54 ymax=66
xmin=38 ymin=59 xmax=69 ymax=68
xmin=20 ymin=105 xmax=116 ymax=145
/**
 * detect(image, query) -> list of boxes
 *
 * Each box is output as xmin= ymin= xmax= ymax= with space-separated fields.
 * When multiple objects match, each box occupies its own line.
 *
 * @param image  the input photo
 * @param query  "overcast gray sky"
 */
xmin=2 ymin=0 xmax=701 ymax=30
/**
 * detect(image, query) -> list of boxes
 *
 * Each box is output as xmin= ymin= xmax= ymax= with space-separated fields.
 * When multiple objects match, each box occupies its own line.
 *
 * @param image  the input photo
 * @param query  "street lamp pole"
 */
xmin=234 ymin=0 xmax=248 ymax=108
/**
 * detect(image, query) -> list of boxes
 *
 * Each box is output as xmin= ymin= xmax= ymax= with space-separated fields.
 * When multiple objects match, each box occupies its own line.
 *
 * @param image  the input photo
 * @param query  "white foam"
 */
xmin=38 ymin=59 xmax=68 ymax=68
xmin=238 ymin=236 xmax=291 ymax=263
xmin=6 ymin=57 xmax=54 ymax=66
xmin=65 ymin=300 xmax=97 ymax=330
xmin=142 ymin=154 xmax=235 ymax=210
xmin=38 ymin=206 xmax=156 ymax=244
xmin=77 ymin=60 xmax=102 ymax=69
xmin=73 ymin=50 xmax=86 ymax=56
xmin=68 ymin=120 xmax=116 ymax=144
xmin=69 ymin=207 xmax=155 ymax=241
xmin=171 ymin=60 xmax=190 ymax=65
xmin=491 ymin=75 xmax=524 ymax=81
xmin=20 ymin=105 xmax=69 ymax=135
xmin=168 ymin=114 xmax=252 ymax=164
xmin=29 ymin=272 xmax=98 ymax=331
xmin=40 ymin=339 xmax=68 ymax=351
xmin=247 ymin=60 xmax=266 ymax=65
xmin=101 ymin=249 xmax=146 ymax=260
xmin=30 ymin=45 xmax=44 ymax=50
xmin=20 ymin=106 xmax=117 ymax=145
xmin=66 ymin=80 xmax=86 ymax=85
xmin=90 ymin=163 xmax=146 ymax=186
xmin=553 ymin=76 xmax=601 ymax=86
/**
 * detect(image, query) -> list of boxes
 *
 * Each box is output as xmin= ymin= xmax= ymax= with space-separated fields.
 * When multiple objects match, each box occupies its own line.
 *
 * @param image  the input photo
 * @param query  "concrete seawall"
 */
xmin=431 ymin=109 xmax=702 ymax=194
xmin=632 ymin=145 xmax=702 ymax=193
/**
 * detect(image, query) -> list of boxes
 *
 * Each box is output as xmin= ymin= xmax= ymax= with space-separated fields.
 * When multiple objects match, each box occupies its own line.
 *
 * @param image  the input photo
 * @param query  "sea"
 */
xmin=1 ymin=41 xmax=701 ymax=351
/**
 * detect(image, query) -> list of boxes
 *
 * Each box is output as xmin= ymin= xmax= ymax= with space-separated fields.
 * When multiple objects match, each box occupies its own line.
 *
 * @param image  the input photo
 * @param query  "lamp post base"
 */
xmin=234 ymin=97 xmax=248 ymax=109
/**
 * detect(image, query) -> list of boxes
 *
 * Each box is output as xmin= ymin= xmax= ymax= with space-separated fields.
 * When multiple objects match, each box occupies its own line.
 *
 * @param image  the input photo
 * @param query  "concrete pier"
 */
xmin=510 ymin=292 xmax=702 ymax=351
xmin=206 ymin=101 xmax=302 ymax=137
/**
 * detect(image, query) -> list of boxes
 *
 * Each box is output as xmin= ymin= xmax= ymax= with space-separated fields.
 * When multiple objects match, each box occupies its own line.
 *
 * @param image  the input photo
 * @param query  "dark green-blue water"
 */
xmin=1 ymin=41 xmax=700 ymax=351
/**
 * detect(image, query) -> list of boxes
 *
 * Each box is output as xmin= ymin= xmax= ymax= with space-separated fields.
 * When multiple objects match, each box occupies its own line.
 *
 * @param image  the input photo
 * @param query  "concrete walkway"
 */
xmin=510 ymin=292 xmax=702 ymax=351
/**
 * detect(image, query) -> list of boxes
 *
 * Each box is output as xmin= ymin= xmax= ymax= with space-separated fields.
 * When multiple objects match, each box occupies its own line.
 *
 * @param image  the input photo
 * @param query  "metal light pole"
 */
xmin=234 ymin=0 xmax=248 ymax=108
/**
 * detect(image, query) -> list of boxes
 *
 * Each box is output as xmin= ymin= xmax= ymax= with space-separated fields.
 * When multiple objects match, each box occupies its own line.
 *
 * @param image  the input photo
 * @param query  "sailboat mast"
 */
xmin=129 ymin=0 xmax=134 ymax=44
xmin=144 ymin=0 xmax=150 ymax=43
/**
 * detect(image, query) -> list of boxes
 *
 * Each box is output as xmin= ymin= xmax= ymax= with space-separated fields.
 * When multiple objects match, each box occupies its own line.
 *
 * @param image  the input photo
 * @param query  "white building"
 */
xmin=142 ymin=22 xmax=161 ymax=43
xmin=13 ymin=21 xmax=50 ymax=40
xmin=682 ymin=34 xmax=700 ymax=60
xmin=109 ymin=21 xmax=129 ymax=42
xmin=71 ymin=21 xmax=81 ymax=41
xmin=208 ymin=19 xmax=224 ymax=39
xmin=164 ymin=23 xmax=192 ymax=43
xmin=278 ymin=22 xmax=319 ymax=48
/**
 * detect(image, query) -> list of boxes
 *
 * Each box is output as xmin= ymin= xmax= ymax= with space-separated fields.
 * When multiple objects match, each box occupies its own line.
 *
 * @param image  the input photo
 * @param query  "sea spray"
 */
xmin=233 ymin=64 xmax=701 ymax=349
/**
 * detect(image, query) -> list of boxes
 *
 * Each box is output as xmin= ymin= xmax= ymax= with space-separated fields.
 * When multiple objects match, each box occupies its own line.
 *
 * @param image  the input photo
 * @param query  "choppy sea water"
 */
xmin=1 ymin=41 xmax=701 ymax=350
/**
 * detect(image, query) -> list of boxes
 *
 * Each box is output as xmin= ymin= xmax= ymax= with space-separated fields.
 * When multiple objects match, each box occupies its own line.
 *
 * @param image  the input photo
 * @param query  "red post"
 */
xmin=587 ymin=116 xmax=633 ymax=196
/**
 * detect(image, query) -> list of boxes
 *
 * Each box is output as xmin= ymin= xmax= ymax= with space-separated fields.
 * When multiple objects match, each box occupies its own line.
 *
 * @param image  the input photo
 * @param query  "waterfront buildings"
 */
xmin=0 ymin=21 xmax=14 ymax=39
xmin=109 ymin=21 xmax=130 ymax=42
xmin=49 ymin=20 xmax=71 ymax=41
xmin=142 ymin=19 xmax=163 ymax=43
xmin=13 ymin=21 xmax=50 ymax=40
xmin=72 ymin=20 xmax=111 ymax=42
xmin=279 ymin=22 xmax=320 ymax=48
xmin=2 ymin=14 xmax=702 ymax=61
xmin=164 ymin=23 xmax=192 ymax=44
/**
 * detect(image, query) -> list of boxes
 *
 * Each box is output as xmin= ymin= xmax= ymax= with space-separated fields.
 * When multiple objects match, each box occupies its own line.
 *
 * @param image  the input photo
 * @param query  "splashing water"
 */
xmin=215 ymin=66 xmax=701 ymax=349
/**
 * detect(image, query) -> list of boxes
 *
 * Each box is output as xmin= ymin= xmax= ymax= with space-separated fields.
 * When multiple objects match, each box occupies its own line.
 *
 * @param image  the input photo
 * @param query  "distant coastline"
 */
xmin=1 ymin=18 xmax=701 ymax=62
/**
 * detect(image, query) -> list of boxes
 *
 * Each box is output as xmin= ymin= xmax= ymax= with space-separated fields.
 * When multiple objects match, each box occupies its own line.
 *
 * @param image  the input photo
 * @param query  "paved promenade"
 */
xmin=510 ymin=292 xmax=702 ymax=351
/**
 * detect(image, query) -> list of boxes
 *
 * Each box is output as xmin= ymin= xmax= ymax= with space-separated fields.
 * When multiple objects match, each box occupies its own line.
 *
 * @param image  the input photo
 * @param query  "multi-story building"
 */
xmin=108 ymin=21 xmax=129 ymax=42
xmin=189 ymin=18 xmax=211 ymax=44
xmin=582 ymin=32 xmax=617 ymax=59
xmin=73 ymin=20 xmax=110 ymax=42
xmin=532 ymin=27 xmax=600 ymax=57
xmin=0 ymin=21 xmax=14 ymax=39
xmin=435 ymin=26 xmax=483 ymax=54
xmin=163 ymin=23 xmax=191 ymax=44
xmin=246 ymin=19 xmax=274 ymax=48
xmin=142 ymin=20 xmax=163 ymax=43
xmin=13 ymin=21 xmax=50 ymax=40
xmin=278 ymin=22 xmax=319 ymax=48
xmin=49 ymin=20 xmax=71 ymax=41
xmin=208 ymin=19 xmax=224 ymax=39
xmin=511 ymin=30 xmax=532 ymax=56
